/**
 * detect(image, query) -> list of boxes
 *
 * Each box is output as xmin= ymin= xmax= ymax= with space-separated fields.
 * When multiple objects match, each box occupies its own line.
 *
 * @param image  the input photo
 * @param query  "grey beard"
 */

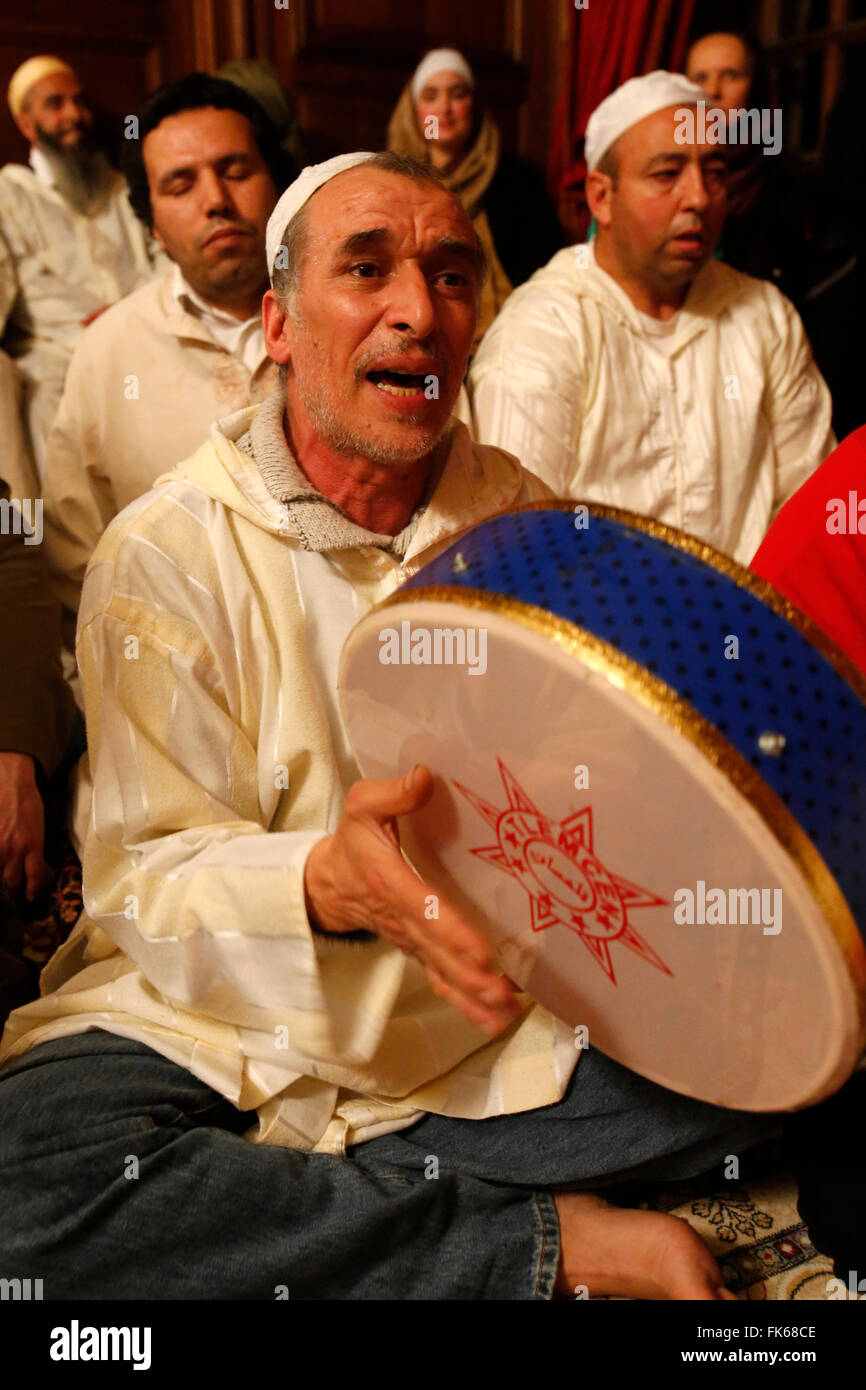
xmin=35 ymin=135 xmax=112 ymax=215
xmin=295 ymin=374 xmax=446 ymax=466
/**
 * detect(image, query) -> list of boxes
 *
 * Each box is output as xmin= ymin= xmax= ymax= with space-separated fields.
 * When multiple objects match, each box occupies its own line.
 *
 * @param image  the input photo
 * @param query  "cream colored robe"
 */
xmin=469 ymin=246 xmax=836 ymax=565
xmin=42 ymin=271 xmax=281 ymax=660
xmin=0 ymin=410 xmax=577 ymax=1153
xmin=0 ymin=163 xmax=156 ymax=477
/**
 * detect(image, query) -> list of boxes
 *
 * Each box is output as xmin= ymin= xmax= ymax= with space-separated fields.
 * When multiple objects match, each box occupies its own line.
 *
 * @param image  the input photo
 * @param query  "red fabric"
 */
xmin=751 ymin=428 xmax=866 ymax=679
xmin=548 ymin=0 xmax=695 ymax=234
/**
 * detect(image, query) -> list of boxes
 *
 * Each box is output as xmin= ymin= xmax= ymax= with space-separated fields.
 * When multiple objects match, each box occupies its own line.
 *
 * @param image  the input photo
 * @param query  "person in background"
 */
xmin=0 ymin=464 xmax=75 ymax=1027
xmin=0 ymin=348 xmax=80 ymax=1033
xmin=0 ymin=348 xmax=38 ymax=502
xmin=0 ymin=56 xmax=157 ymax=480
xmin=683 ymin=28 xmax=866 ymax=441
xmin=750 ymin=425 xmax=866 ymax=1277
xmin=0 ymin=405 xmax=73 ymax=904
xmin=469 ymin=71 xmax=834 ymax=566
xmin=683 ymin=29 xmax=799 ymax=294
xmin=388 ymin=46 xmax=562 ymax=350
xmin=751 ymin=425 xmax=866 ymax=679
xmin=40 ymin=74 xmax=291 ymax=680
xmin=217 ymin=57 xmax=308 ymax=172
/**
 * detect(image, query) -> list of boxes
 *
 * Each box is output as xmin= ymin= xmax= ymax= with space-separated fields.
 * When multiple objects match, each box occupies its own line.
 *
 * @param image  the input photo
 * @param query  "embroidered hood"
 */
xmin=155 ymin=399 xmax=537 ymax=565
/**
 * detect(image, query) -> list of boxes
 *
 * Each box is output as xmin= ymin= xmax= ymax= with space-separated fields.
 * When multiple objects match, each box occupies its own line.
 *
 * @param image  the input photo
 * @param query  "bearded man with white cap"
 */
xmin=0 ymin=56 xmax=157 ymax=479
xmin=0 ymin=149 xmax=780 ymax=1302
xmin=469 ymin=70 xmax=835 ymax=565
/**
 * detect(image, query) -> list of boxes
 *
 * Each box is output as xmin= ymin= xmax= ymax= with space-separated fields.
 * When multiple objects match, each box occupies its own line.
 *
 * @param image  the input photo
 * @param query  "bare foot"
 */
xmin=554 ymin=1192 xmax=736 ymax=1301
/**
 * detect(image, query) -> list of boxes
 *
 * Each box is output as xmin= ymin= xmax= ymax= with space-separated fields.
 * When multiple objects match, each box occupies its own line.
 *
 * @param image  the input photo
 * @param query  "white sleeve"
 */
xmin=76 ymin=541 xmax=403 ymax=1069
xmin=469 ymin=290 xmax=586 ymax=498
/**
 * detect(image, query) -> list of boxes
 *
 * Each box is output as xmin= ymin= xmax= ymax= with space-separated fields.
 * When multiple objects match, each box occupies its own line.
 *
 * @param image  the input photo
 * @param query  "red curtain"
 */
xmin=549 ymin=0 xmax=696 ymax=240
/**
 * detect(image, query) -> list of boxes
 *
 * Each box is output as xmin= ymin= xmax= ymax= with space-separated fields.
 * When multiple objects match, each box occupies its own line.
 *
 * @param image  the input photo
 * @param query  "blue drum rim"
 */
xmin=504 ymin=500 xmax=866 ymax=704
xmin=361 ymin=502 xmax=866 ymax=1027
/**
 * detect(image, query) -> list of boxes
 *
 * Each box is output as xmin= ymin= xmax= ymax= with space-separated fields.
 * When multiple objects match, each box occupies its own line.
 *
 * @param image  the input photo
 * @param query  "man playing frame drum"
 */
xmin=0 ymin=153 xmax=859 ymax=1302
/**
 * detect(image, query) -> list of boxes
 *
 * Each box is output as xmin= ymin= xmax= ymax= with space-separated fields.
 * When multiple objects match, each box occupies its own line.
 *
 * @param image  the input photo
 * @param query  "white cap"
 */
xmin=411 ymin=48 xmax=474 ymax=101
xmin=266 ymin=152 xmax=376 ymax=281
xmin=8 ymin=54 xmax=75 ymax=119
xmin=585 ymin=70 xmax=706 ymax=171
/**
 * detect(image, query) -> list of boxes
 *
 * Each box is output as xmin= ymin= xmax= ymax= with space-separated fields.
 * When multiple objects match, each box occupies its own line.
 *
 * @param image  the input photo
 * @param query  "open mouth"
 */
xmin=367 ymin=369 xmax=430 ymax=397
xmin=671 ymin=230 xmax=704 ymax=247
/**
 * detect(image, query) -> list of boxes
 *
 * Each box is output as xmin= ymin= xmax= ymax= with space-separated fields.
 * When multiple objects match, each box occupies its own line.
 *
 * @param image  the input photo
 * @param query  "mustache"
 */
xmin=669 ymin=218 xmax=706 ymax=236
xmin=353 ymin=337 xmax=450 ymax=384
xmin=36 ymin=124 xmax=95 ymax=154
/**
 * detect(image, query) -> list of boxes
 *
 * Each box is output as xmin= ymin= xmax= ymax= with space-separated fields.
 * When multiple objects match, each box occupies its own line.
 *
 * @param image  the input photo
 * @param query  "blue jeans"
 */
xmin=0 ymin=1028 xmax=779 ymax=1300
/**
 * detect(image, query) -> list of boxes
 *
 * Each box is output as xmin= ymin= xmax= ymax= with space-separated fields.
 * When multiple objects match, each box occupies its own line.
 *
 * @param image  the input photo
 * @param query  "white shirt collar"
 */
xmin=170 ymin=263 xmax=267 ymax=375
xmin=586 ymin=237 xmax=680 ymax=332
xmin=170 ymin=262 xmax=256 ymax=328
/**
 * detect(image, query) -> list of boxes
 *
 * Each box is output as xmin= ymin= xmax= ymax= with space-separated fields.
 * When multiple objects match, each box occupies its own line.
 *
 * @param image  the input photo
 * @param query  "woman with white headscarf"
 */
xmin=387 ymin=48 xmax=562 ymax=349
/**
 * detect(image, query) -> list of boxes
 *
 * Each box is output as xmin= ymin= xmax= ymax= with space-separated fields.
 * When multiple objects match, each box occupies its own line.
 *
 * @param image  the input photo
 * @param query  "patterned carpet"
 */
xmin=641 ymin=1169 xmax=861 ymax=1300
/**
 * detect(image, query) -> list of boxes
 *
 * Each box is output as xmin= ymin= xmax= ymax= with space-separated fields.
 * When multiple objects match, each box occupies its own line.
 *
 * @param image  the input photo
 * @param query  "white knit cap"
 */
xmin=8 ymin=54 xmax=75 ymax=119
xmin=585 ymin=70 xmax=707 ymax=171
xmin=411 ymin=48 xmax=474 ymax=101
xmin=266 ymin=152 xmax=376 ymax=281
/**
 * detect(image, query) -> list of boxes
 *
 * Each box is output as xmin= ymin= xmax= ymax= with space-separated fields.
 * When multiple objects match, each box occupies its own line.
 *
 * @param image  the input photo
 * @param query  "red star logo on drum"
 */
xmin=453 ymin=758 xmax=672 ymax=985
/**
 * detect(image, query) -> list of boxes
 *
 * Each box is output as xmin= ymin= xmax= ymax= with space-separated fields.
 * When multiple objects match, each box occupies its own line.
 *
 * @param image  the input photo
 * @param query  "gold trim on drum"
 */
xmin=505 ymin=499 xmax=866 ymax=706
xmin=367 ymin=579 xmax=866 ymax=1047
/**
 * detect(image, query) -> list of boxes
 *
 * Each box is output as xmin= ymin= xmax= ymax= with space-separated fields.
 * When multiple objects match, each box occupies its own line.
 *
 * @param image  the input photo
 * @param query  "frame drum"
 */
xmin=338 ymin=503 xmax=866 ymax=1111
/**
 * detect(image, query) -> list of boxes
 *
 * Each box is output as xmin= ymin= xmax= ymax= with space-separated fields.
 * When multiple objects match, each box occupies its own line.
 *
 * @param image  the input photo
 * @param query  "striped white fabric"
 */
xmin=469 ymin=243 xmax=835 ymax=565
xmin=0 ymin=410 xmax=578 ymax=1153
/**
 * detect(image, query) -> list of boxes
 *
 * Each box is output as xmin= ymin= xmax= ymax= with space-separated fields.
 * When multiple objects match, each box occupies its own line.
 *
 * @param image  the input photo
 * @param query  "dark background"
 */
xmin=1 ymin=1 xmax=863 ymax=220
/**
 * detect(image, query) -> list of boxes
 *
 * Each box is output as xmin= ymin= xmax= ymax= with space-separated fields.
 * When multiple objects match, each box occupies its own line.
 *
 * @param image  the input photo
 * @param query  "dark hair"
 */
xmin=124 ymin=72 xmax=295 ymax=230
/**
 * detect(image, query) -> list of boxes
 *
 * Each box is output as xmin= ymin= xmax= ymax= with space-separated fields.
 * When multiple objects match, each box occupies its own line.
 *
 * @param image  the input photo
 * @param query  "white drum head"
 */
xmin=340 ymin=599 xmax=866 ymax=1111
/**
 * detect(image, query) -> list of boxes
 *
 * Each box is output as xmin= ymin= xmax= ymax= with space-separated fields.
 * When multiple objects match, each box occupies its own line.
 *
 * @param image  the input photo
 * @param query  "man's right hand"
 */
xmin=303 ymin=764 xmax=523 ymax=1036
